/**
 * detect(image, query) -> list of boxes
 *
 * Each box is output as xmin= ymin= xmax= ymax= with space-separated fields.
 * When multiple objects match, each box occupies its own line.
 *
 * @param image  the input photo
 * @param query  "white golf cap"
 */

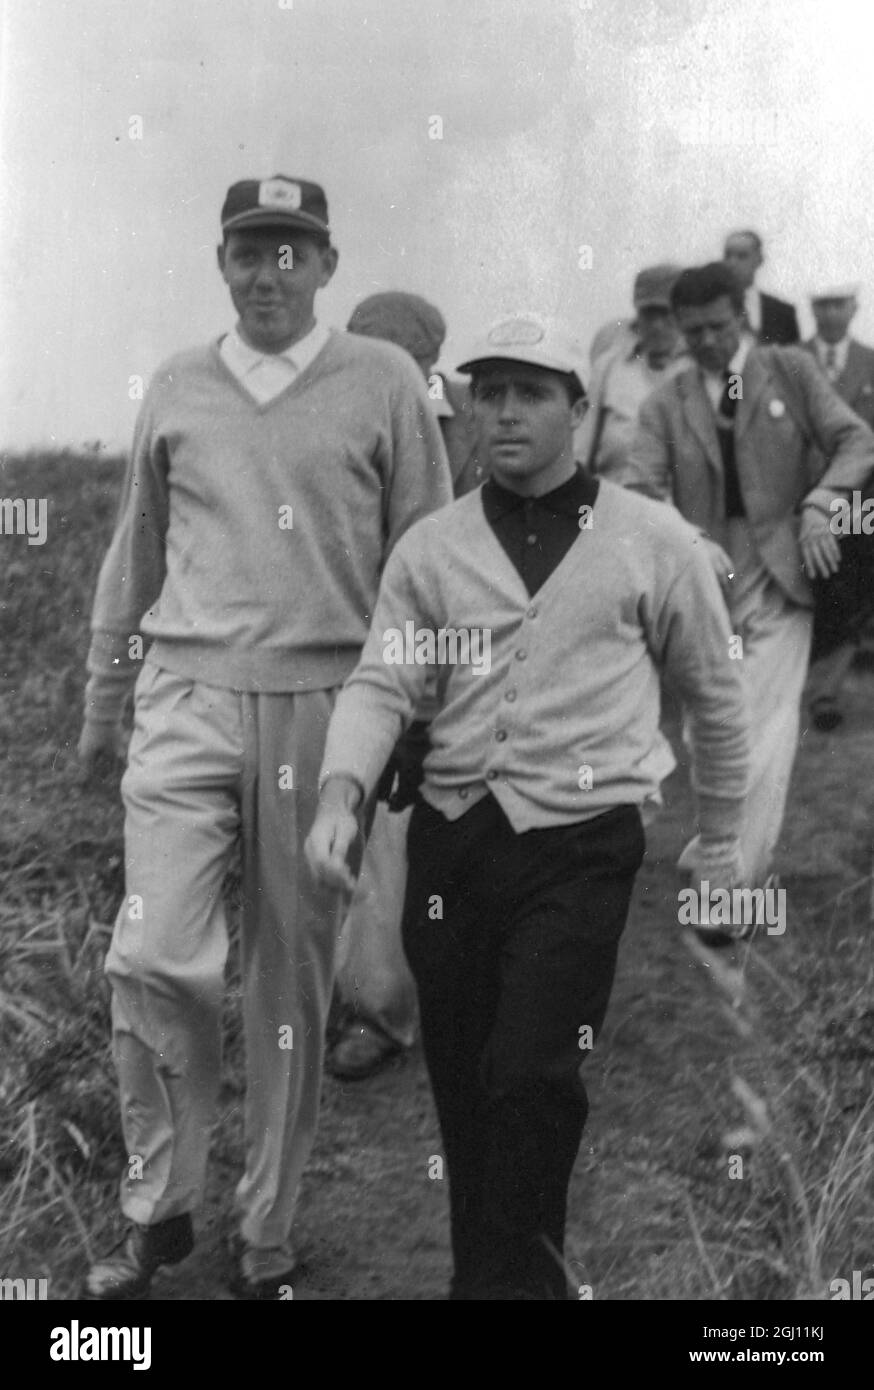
xmin=457 ymin=312 xmax=586 ymax=395
xmin=810 ymin=281 xmax=860 ymax=302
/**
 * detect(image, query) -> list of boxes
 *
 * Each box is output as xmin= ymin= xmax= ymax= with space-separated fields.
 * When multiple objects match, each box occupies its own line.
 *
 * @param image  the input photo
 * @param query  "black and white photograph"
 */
xmin=1 ymin=0 xmax=872 ymax=1341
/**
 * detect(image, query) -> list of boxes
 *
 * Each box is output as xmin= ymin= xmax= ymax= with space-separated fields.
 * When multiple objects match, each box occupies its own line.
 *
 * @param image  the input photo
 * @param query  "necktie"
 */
xmin=825 ymin=346 xmax=838 ymax=382
xmin=716 ymin=373 xmax=745 ymax=518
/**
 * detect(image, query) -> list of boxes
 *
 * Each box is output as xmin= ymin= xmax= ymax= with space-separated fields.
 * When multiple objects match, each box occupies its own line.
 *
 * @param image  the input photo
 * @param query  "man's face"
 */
xmin=217 ymin=228 xmax=338 ymax=352
xmin=635 ymin=304 xmax=680 ymax=364
xmin=675 ymin=295 xmax=743 ymax=374
xmin=812 ymin=297 xmax=856 ymax=345
xmin=471 ymin=362 xmax=584 ymax=489
xmin=723 ymin=234 xmax=762 ymax=291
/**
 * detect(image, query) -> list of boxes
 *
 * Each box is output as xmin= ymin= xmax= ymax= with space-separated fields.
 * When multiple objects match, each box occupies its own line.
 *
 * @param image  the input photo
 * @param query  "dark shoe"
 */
xmin=811 ymin=696 xmax=843 ymax=732
xmin=326 ymin=1021 xmax=402 ymax=1080
xmin=82 ymin=1214 xmax=194 ymax=1299
xmin=227 ymin=1248 xmax=297 ymax=1300
xmin=225 ymin=1230 xmax=298 ymax=1299
xmin=228 ymin=1267 xmax=298 ymax=1300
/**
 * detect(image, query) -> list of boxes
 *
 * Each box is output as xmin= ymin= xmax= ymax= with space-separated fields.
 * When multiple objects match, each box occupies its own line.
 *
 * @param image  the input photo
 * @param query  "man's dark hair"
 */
xmin=725 ymin=228 xmax=763 ymax=255
xmin=470 ymin=361 xmax=585 ymax=406
xmin=671 ymin=262 xmax=745 ymax=316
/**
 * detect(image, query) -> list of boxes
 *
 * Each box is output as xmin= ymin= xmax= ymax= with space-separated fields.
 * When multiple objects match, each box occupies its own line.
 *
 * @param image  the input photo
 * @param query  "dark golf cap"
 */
xmin=221 ymin=175 xmax=330 ymax=238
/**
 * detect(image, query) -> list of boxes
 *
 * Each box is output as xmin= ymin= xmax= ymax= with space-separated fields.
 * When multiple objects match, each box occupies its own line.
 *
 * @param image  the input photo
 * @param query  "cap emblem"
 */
xmin=487 ymin=316 xmax=545 ymax=347
xmin=258 ymin=178 xmax=302 ymax=211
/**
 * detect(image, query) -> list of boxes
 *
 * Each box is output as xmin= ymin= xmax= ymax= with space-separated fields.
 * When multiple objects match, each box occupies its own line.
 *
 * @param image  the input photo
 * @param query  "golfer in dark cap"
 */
xmin=79 ymin=175 xmax=452 ymax=1299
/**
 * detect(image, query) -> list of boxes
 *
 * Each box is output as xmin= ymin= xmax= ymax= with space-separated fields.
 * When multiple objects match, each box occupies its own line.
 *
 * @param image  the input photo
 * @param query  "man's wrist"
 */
xmin=319 ymin=773 xmax=364 ymax=813
xmin=801 ymin=487 xmax=836 ymax=516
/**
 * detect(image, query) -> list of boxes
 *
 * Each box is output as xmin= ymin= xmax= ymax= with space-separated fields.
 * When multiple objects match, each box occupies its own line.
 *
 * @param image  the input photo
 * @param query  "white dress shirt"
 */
xmin=813 ymin=334 xmax=849 ymax=382
xmin=744 ymin=286 xmax=762 ymax=334
xmin=219 ymin=320 xmax=330 ymax=403
xmin=701 ymin=336 xmax=752 ymax=411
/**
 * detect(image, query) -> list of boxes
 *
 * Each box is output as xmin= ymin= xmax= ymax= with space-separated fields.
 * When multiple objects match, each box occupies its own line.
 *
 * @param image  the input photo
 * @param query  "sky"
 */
xmin=2 ymin=0 xmax=874 ymax=449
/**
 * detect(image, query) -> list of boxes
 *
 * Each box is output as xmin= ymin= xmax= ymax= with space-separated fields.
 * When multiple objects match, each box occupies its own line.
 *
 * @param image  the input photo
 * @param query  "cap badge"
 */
xmin=487 ymin=316 xmax=545 ymax=347
xmin=258 ymin=178 xmax=302 ymax=211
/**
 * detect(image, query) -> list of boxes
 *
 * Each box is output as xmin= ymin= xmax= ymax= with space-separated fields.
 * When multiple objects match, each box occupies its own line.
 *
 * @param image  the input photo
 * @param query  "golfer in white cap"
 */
xmin=305 ymin=312 xmax=749 ymax=1300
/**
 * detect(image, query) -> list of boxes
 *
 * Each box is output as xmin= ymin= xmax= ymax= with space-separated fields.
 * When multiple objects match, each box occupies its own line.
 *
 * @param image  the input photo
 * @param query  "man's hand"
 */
xmin=77 ymin=721 xmax=127 ymax=777
xmin=800 ymin=505 xmax=842 ymax=580
xmin=696 ymin=535 xmax=735 ymax=592
xmin=304 ymin=775 xmax=363 ymax=894
xmin=678 ymin=835 xmax=748 ymax=943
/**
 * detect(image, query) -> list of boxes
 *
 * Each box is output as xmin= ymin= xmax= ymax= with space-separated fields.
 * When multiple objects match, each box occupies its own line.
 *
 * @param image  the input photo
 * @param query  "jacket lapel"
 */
xmin=678 ymin=370 xmax=722 ymax=476
xmin=837 ymin=340 xmax=866 ymax=406
xmin=735 ymin=347 xmax=771 ymax=441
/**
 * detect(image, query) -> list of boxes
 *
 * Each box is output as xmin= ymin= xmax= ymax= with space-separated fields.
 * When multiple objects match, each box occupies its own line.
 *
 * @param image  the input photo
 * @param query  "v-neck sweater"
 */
xmin=321 ymin=479 xmax=749 ymax=835
xmin=85 ymin=330 xmax=452 ymax=717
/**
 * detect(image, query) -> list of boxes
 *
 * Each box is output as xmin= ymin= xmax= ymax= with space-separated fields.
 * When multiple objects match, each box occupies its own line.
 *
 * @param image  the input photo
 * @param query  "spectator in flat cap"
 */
xmin=79 ymin=176 xmax=452 ymax=1300
xmin=576 ymin=264 xmax=688 ymax=485
xmin=803 ymin=283 xmax=874 ymax=730
xmin=349 ymin=291 xmax=485 ymax=496
xmin=723 ymin=229 xmax=799 ymax=345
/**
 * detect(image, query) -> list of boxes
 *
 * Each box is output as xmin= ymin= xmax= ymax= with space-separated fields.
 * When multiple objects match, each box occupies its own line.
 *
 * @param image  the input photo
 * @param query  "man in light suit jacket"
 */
xmin=628 ymin=262 xmax=874 ymax=893
xmin=803 ymin=283 xmax=874 ymax=728
xmin=724 ymin=230 xmax=799 ymax=345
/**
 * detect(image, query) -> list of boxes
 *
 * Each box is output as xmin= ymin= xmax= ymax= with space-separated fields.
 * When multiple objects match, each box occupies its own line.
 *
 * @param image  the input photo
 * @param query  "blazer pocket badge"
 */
xmin=768 ymin=398 xmax=786 ymax=419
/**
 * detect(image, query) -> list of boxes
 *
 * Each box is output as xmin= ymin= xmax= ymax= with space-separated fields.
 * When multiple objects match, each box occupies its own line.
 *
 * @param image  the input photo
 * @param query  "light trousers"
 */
xmin=105 ymin=661 xmax=346 ymax=1279
xmin=684 ymin=523 xmax=812 ymax=886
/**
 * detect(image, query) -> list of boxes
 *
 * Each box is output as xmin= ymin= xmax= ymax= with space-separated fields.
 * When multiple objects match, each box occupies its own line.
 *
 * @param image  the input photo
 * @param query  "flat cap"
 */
xmin=347 ymin=292 xmax=446 ymax=359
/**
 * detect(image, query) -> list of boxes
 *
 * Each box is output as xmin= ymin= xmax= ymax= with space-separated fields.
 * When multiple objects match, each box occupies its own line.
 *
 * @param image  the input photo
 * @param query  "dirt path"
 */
xmin=143 ymin=670 xmax=874 ymax=1303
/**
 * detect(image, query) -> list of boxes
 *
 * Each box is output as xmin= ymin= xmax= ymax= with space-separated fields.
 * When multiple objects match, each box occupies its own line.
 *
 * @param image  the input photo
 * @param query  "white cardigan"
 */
xmin=321 ymin=480 xmax=749 ymax=838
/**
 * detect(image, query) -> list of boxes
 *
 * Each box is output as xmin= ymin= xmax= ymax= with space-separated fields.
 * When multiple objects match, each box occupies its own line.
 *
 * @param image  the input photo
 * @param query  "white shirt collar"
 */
xmin=744 ymin=285 xmax=762 ymax=332
xmin=700 ymin=337 xmax=752 ymax=410
xmin=226 ymin=320 xmax=329 ymax=374
xmin=814 ymin=335 xmax=850 ymax=375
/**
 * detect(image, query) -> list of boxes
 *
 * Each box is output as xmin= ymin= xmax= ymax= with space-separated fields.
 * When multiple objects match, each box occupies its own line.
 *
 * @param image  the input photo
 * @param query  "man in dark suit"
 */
xmin=724 ymin=229 xmax=800 ymax=345
xmin=628 ymin=262 xmax=874 ymax=898
xmin=803 ymin=283 xmax=874 ymax=728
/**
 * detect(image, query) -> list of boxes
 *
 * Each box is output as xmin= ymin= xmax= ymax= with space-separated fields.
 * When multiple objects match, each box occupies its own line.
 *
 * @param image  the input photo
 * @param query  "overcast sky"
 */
xmin=2 ymin=0 xmax=874 ymax=449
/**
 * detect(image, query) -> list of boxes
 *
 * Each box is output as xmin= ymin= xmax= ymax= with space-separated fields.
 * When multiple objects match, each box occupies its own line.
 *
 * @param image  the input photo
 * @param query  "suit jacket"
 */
xmin=759 ymin=292 xmax=799 ymax=346
xmin=802 ymin=337 xmax=874 ymax=429
xmin=628 ymin=345 xmax=874 ymax=607
xmin=438 ymin=375 xmax=487 ymax=497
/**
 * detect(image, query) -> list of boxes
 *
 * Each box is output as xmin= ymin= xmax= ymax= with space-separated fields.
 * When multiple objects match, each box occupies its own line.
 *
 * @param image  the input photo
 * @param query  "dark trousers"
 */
xmin=402 ymin=794 xmax=645 ymax=1301
xmin=811 ymin=525 xmax=874 ymax=661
